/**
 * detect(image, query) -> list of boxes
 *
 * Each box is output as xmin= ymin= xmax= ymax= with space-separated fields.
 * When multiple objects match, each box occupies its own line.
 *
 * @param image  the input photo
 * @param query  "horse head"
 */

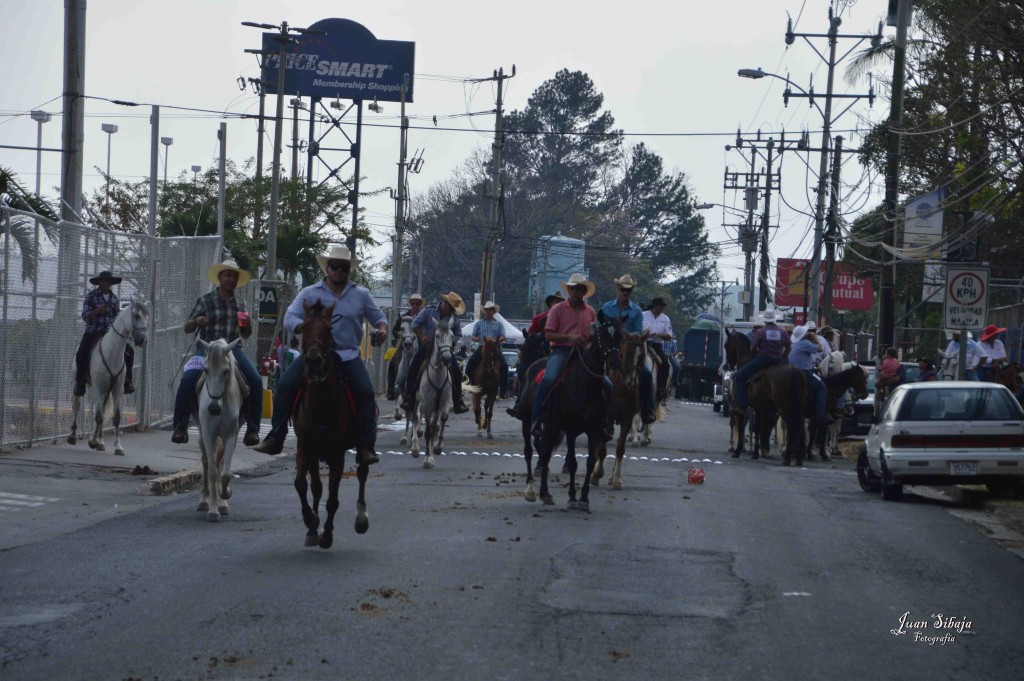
xmin=116 ymin=299 xmax=150 ymax=348
xmin=618 ymin=331 xmax=646 ymax=390
xmin=846 ymin=361 xmax=870 ymax=400
xmin=589 ymin=321 xmax=621 ymax=375
xmin=400 ymin=316 xmax=416 ymax=353
xmin=297 ymin=300 xmax=336 ymax=380
xmin=198 ymin=338 xmax=240 ymax=416
xmin=433 ymin=318 xmax=454 ymax=366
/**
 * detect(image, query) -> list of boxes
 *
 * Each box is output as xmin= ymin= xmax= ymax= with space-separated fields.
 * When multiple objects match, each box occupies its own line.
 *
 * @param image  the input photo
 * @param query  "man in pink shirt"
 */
xmin=530 ymin=273 xmax=613 ymax=440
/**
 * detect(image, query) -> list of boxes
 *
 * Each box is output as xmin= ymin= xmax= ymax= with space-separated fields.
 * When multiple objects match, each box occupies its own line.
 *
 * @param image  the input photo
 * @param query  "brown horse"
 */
xmin=471 ymin=337 xmax=501 ymax=438
xmin=592 ymin=323 xmax=645 ymax=489
xmin=724 ymin=331 xmax=806 ymax=465
xmin=992 ymin=362 xmax=1024 ymax=396
xmin=292 ymin=300 xmax=369 ymax=549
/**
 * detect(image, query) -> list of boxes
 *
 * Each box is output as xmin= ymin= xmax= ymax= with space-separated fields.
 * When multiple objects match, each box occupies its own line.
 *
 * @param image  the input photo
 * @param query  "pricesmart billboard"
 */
xmin=262 ymin=18 xmax=415 ymax=102
xmin=774 ymin=258 xmax=874 ymax=311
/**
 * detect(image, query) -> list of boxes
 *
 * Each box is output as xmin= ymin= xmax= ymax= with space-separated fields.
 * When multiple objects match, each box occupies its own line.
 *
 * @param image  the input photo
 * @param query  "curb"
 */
xmin=147 ymin=470 xmax=202 ymax=496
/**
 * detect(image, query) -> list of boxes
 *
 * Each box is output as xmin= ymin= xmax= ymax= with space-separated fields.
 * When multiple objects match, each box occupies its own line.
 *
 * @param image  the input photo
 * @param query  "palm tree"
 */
xmin=0 ymin=166 xmax=59 ymax=285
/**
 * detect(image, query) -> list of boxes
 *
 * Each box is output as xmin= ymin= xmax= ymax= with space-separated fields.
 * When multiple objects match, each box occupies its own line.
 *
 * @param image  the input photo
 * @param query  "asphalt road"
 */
xmin=2 ymin=398 xmax=1023 ymax=680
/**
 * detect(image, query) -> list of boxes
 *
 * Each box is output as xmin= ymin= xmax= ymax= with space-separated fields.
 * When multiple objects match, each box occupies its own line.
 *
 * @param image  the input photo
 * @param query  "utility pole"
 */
xmin=148 ymin=105 xmax=159 ymax=237
xmin=723 ymin=144 xmax=758 ymax=322
xmin=880 ymin=0 xmax=914 ymax=355
xmin=476 ymin=65 xmax=515 ymax=304
xmin=758 ymin=139 xmax=775 ymax=313
xmin=217 ymin=122 xmax=227 ymax=259
xmin=822 ymin=135 xmax=844 ymax=321
xmin=290 ymin=97 xmax=303 ymax=180
xmin=60 ymin=0 xmax=86 ymax=223
xmin=244 ymin=48 xmax=271 ymax=241
xmin=391 ymin=76 xmax=410 ymax=335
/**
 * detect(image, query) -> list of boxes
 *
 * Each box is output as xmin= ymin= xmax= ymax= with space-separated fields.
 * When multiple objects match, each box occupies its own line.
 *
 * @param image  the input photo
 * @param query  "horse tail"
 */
xmin=787 ymin=368 xmax=806 ymax=452
xmin=462 ymin=384 xmax=482 ymax=396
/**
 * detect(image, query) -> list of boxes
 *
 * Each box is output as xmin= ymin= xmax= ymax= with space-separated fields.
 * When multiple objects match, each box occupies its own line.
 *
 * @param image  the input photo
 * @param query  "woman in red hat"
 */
xmin=977 ymin=324 xmax=1008 ymax=382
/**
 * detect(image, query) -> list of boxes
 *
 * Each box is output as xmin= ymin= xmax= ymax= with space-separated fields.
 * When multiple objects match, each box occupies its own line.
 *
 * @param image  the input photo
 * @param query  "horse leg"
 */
xmin=579 ymin=436 xmax=598 ymax=513
xmin=354 ymin=461 xmax=370 ymax=534
xmin=202 ymin=429 xmax=222 ymax=522
xmin=112 ymin=397 xmax=125 ymax=457
xmin=319 ymin=462 xmax=343 ymax=549
xmin=196 ymin=430 xmax=211 ymax=513
xmin=485 ymin=394 xmax=495 ymax=439
xmin=89 ymin=395 xmax=105 ymax=451
xmin=435 ymin=410 xmax=448 ymax=456
xmin=565 ymin=438 xmax=579 ymax=509
xmin=219 ymin=423 xmax=238 ymax=506
xmin=591 ymin=438 xmax=607 ymax=486
xmin=523 ymin=418 xmax=537 ymax=502
xmin=294 ymin=447 xmax=320 ymax=546
xmin=538 ymin=436 xmax=554 ymax=506
xmin=474 ymin=392 xmax=483 ymax=437
xmin=68 ymin=393 xmax=80 ymax=445
xmin=732 ymin=410 xmax=746 ymax=458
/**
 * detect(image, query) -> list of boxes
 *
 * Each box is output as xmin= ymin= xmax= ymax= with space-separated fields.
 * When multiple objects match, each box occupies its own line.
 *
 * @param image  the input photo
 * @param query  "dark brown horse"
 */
xmin=592 ymin=321 xmax=645 ymax=489
xmin=292 ymin=300 xmax=369 ymax=549
xmin=799 ymin=363 xmax=869 ymax=461
xmin=471 ymin=337 xmax=501 ymax=438
xmin=724 ymin=330 xmax=807 ymax=465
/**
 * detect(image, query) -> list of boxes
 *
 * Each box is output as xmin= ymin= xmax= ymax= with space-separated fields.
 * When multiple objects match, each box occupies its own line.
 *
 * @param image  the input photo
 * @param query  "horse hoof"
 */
xmin=783 ymin=459 xmax=792 ymax=467
xmin=355 ymin=516 xmax=369 ymax=534
xmin=612 ymin=480 xmax=623 ymax=491
xmin=567 ymin=500 xmax=578 ymax=510
xmin=400 ymin=436 xmax=409 ymax=446
xmin=525 ymin=489 xmax=537 ymax=502
xmin=217 ymin=505 xmax=229 ymax=516
xmin=114 ymin=448 xmax=125 ymax=457
xmin=207 ymin=511 xmax=220 ymax=523
xmin=88 ymin=441 xmax=97 ymax=450
xmin=820 ymin=453 xmax=831 ymax=462
xmin=305 ymin=532 xmax=320 ymax=547
xmin=196 ymin=501 xmax=209 ymax=512
xmin=578 ymin=501 xmax=590 ymax=513
xmin=67 ymin=435 xmax=77 ymax=445
xmin=221 ymin=485 xmax=232 ymax=500
xmin=541 ymin=494 xmax=554 ymax=506
xmin=319 ymin=533 xmax=333 ymax=549
xmin=423 ymin=460 xmax=434 ymax=469
xmin=477 ymin=431 xmax=484 ymax=438
xmin=752 ymin=453 xmax=760 ymax=461
xmin=730 ymin=451 xmax=741 ymax=459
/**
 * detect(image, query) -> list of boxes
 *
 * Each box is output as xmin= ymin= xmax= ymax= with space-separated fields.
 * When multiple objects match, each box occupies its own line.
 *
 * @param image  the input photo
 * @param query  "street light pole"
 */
xmin=101 ymin=123 xmax=118 ymax=215
xmin=191 ymin=165 xmax=201 ymax=182
xmin=160 ymin=136 xmax=173 ymax=184
xmin=31 ymin=110 xmax=52 ymax=197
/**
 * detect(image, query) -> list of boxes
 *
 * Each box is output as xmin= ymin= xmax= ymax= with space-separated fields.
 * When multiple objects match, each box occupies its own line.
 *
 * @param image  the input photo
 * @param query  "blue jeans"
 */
xmin=530 ymin=347 xmax=612 ymax=425
xmin=802 ymin=369 xmax=827 ymax=418
xmin=639 ymin=364 xmax=655 ymax=415
xmin=732 ymin=356 xmax=783 ymax=408
xmin=173 ymin=345 xmax=263 ymax=431
xmin=966 ymin=369 xmax=980 ymax=381
xmin=265 ymin=353 xmax=377 ymax=449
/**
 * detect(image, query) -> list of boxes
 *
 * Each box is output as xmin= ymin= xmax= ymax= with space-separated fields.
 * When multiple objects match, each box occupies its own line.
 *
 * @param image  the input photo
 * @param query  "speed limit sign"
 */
xmin=943 ymin=267 xmax=988 ymax=329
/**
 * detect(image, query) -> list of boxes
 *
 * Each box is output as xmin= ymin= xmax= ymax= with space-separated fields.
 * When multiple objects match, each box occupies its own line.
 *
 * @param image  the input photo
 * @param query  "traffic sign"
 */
xmin=943 ymin=266 xmax=988 ymax=329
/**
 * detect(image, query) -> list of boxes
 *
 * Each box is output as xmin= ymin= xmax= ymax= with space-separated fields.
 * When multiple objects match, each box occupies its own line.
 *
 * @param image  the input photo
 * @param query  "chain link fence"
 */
xmin=0 ymin=206 xmax=261 ymax=449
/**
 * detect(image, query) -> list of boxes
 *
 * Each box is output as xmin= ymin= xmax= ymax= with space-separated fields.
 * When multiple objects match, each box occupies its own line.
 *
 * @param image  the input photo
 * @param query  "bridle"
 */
xmin=303 ymin=316 xmax=335 ymax=384
xmin=97 ymin=305 xmax=148 ymax=385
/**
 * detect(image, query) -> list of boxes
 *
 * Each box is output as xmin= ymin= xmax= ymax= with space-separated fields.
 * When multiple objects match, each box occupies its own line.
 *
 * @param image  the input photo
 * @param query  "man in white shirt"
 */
xmin=977 ymin=324 xmax=1008 ymax=381
xmin=943 ymin=330 xmax=989 ymax=381
xmin=642 ymin=297 xmax=673 ymax=401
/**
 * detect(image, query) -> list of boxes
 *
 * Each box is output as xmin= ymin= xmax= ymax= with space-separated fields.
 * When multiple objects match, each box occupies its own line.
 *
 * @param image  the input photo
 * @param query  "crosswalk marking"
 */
xmin=0 ymin=492 xmax=60 ymax=512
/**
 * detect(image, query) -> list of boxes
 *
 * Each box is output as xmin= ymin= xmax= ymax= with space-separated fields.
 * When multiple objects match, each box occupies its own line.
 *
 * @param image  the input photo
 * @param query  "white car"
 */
xmin=857 ymin=381 xmax=1024 ymax=501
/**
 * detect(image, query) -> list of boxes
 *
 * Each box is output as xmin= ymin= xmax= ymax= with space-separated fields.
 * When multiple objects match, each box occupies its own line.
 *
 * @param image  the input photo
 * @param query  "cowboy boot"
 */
xmin=356 ymin=445 xmax=380 ymax=466
xmin=243 ymin=424 xmax=261 ymax=446
xmin=171 ymin=422 xmax=189 ymax=444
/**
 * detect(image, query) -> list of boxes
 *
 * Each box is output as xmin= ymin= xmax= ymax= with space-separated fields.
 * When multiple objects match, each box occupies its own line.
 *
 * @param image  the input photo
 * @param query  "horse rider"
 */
xmin=977 ymin=324 xmax=1008 ymax=381
xmin=253 ymin=244 xmax=388 ymax=462
xmin=818 ymin=324 xmax=838 ymax=353
xmin=75 ymin=270 xmax=135 ymax=397
xmin=171 ymin=260 xmax=263 ymax=446
xmin=731 ymin=309 xmax=791 ymax=413
xmin=599 ymin=274 xmax=656 ymax=424
xmin=790 ymin=324 xmax=834 ymax=426
xmin=386 ymin=293 xmax=425 ymax=401
xmin=506 ymin=293 xmax=565 ymax=418
xmin=530 ymin=273 xmax=614 ymax=441
xmin=943 ymin=330 xmax=989 ymax=381
xmin=401 ymin=291 xmax=471 ymax=415
xmin=916 ymin=357 xmax=938 ymax=382
xmin=465 ymin=300 xmax=510 ymax=396
xmin=642 ymin=296 xmax=674 ymax=401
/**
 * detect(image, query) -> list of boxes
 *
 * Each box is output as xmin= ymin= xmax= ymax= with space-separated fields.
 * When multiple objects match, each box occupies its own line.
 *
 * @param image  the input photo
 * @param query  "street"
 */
xmin=2 ymin=398 xmax=1023 ymax=680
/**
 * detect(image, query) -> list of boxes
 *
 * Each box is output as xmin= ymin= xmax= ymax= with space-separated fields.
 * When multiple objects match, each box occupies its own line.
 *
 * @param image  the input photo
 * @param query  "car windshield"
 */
xmin=897 ymin=387 xmax=1024 ymax=421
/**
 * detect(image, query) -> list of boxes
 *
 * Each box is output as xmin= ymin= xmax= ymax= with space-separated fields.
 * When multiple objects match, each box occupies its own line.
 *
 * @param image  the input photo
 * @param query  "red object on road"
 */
xmin=688 ymin=468 xmax=705 ymax=485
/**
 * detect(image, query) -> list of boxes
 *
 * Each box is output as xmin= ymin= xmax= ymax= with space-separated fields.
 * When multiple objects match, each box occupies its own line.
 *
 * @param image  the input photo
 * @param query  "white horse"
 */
xmin=629 ymin=344 xmax=663 ymax=447
xmin=410 ymin=319 xmax=463 ymax=468
xmin=194 ymin=338 xmax=248 ymax=522
xmin=939 ymin=350 xmax=958 ymax=380
xmin=68 ymin=300 xmax=149 ymax=456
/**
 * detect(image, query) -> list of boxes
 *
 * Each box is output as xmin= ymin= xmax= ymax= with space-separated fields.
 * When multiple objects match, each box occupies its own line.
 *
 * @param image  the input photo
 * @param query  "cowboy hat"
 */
xmin=819 ymin=325 xmax=835 ymax=337
xmin=560 ymin=273 xmax=596 ymax=299
xmin=614 ymin=274 xmax=636 ymax=289
xmin=805 ymin=321 xmax=817 ymax=331
xmin=544 ymin=292 xmax=565 ymax=308
xmin=206 ymin=260 xmax=252 ymax=287
xmin=440 ymin=291 xmax=466 ymax=315
xmin=482 ymin=300 xmax=501 ymax=313
xmin=408 ymin=293 xmax=424 ymax=304
xmin=945 ymin=329 xmax=974 ymax=340
xmin=760 ymin=310 xmax=777 ymax=323
xmin=980 ymin=324 xmax=1007 ymax=342
xmin=791 ymin=324 xmax=808 ymax=344
xmin=650 ymin=296 xmax=668 ymax=308
xmin=89 ymin=270 xmax=123 ymax=285
xmin=316 ymin=244 xmax=359 ymax=276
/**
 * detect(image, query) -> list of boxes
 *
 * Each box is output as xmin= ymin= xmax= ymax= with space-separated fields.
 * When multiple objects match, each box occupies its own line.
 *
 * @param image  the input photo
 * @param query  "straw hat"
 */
xmin=560 ymin=273 xmax=596 ymax=299
xmin=980 ymin=324 xmax=1007 ymax=342
xmin=440 ymin=291 xmax=466 ymax=315
xmin=89 ymin=270 xmax=123 ymax=285
xmin=408 ymin=293 xmax=424 ymax=305
xmin=614 ymin=274 xmax=636 ymax=289
xmin=316 ymin=244 xmax=359 ymax=276
xmin=760 ymin=309 xmax=777 ymax=323
xmin=482 ymin=300 xmax=500 ymax=314
xmin=791 ymin=324 xmax=808 ymax=344
xmin=206 ymin=260 xmax=252 ymax=287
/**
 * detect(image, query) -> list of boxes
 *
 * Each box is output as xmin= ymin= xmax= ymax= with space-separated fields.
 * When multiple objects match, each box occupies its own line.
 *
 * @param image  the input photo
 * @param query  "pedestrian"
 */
xmin=74 ymin=270 xmax=135 ymax=396
xmin=916 ymin=358 xmax=938 ymax=382
xmin=171 ymin=260 xmax=263 ymax=446
xmin=253 ymin=244 xmax=388 ymax=462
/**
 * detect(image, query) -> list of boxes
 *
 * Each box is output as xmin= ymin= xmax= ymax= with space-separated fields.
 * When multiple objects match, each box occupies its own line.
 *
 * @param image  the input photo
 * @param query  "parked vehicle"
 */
xmin=856 ymin=381 xmax=1024 ymax=501
xmin=678 ymin=317 xmax=722 ymax=402
xmin=841 ymin=362 xmax=920 ymax=436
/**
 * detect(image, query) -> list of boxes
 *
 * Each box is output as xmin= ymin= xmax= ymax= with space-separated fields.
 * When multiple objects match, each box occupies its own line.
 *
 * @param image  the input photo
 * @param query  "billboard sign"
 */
xmin=262 ymin=18 xmax=415 ymax=102
xmin=902 ymin=187 xmax=946 ymax=252
xmin=775 ymin=258 xmax=874 ymax=311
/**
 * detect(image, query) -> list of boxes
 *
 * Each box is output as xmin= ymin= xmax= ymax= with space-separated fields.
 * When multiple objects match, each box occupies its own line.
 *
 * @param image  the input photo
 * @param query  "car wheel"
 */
xmin=880 ymin=463 xmax=904 ymax=502
xmin=856 ymin=447 xmax=880 ymax=493
xmin=713 ymin=402 xmax=721 ymax=413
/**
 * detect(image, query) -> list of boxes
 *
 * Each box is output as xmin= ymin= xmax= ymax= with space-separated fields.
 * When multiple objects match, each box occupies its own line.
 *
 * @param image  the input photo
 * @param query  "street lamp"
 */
xmin=101 ymin=123 xmax=118 ymax=213
xmin=160 ymin=136 xmax=173 ymax=184
xmin=191 ymin=164 xmax=202 ymax=182
xmin=30 ymin=110 xmax=52 ymax=197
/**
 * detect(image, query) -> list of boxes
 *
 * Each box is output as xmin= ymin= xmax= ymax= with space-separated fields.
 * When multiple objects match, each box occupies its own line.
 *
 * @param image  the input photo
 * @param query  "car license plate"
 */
xmin=949 ymin=461 xmax=978 ymax=475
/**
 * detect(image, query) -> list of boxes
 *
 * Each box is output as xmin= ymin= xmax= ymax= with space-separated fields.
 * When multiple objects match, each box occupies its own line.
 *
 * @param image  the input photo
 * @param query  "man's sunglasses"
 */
xmin=618 ymin=287 xmax=633 ymax=293
xmin=327 ymin=262 xmax=351 ymax=272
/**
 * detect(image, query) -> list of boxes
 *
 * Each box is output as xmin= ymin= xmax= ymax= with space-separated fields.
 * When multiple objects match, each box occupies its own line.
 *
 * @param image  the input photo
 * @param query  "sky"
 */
xmin=1 ymin=0 xmax=894 ymax=304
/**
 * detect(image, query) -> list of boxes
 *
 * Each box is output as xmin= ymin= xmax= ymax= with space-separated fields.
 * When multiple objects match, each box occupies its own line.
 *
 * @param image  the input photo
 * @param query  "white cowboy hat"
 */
xmin=207 ymin=259 xmax=252 ymax=287
xmin=760 ymin=310 xmax=777 ymax=323
xmin=408 ymin=293 xmax=424 ymax=304
xmin=945 ymin=329 xmax=973 ymax=340
xmin=316 ymin=244 xmax=360 ymax=276
xmin=614 ymin=274 xmax=636 ymax=289
xmin=791 ymin=324 xmax=808 ymax=344
xmin=440 ymin=291 xmax=466 ymax=315
xmin=482 ymin=300 xmax=500 ymax=313
xmin=560 ymin=273 xmax=596 ymax=299
xmin=806 ymin=321 xmax=817 ymax=331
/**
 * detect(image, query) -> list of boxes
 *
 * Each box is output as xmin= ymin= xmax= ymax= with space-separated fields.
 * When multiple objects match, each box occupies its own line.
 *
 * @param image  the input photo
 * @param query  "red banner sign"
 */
xmin=775 ymin=259 xmax=874 ymax=311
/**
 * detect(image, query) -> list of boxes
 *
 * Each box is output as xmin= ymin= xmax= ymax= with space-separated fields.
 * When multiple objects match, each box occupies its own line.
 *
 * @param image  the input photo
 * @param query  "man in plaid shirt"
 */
xmin=75 ymin=270 xmax=134 ymax=396
xmin=171 ymin=260 xmax=263 ymax=446
xmin=731 ymin=309 xmax=791 ymax=410
xmin=465 ymin=301 xmax=510 ymax=396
